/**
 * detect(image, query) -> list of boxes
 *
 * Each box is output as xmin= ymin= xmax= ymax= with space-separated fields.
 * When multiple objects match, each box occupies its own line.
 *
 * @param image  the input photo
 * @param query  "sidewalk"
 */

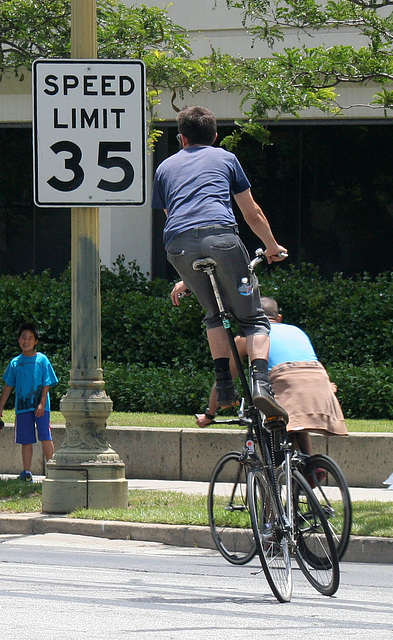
xmin=0 ymin=475 xmax=392 ymax=564
xmin=127 ymin=479 xmax=393 ymax=502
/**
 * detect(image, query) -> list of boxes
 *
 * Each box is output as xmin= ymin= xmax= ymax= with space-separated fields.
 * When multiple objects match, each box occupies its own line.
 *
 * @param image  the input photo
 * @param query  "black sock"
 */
xmin=214 ymin=358 xmax=231 ymax=381
xmin=251 ymin=358 xmax=268 ymax=379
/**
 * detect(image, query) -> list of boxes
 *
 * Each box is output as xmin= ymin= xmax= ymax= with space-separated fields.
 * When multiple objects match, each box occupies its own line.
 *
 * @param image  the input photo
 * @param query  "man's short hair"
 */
xmin=177 ymin=106 xmax=217 ymax=146
xmin=261 ymin=297 xmax=280 ymax=319
xmin=18 ymin=322 xmax=40 ymax=340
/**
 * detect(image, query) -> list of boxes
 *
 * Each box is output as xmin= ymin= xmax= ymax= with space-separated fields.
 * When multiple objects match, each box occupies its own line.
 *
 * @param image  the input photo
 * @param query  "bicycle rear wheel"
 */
xmin=247 ymin=467 xmax=293 ymax=603
xmin=303 ymin=453 xmax=352 ymax=560
xmin=208 ymin=451 xmax=256 ymax=565
xmin=292 ymin=469 xmax=340 ymax=596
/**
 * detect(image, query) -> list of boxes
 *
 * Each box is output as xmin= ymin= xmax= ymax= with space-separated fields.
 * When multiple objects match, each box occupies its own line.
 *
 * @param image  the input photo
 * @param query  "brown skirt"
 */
xmin=269 ymin=361 xmax=348 ymax=436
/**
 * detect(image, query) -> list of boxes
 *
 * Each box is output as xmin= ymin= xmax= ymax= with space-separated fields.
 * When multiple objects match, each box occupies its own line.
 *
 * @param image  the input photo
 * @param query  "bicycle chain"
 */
xmin=269 ymin=428 xmax=281 ymax=495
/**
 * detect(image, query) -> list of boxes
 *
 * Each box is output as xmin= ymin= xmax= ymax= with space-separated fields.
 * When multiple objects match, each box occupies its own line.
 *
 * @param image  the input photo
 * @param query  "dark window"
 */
xmin=0 ymin=126 xmax=70 ymax=277
xmin=152 ymin=122 xmax=393 ymax=279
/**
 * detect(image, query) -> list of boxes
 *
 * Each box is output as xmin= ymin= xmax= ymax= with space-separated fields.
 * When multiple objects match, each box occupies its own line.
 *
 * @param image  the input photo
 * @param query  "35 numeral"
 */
xmin=47 ymin=141 xmax=134 ymax=192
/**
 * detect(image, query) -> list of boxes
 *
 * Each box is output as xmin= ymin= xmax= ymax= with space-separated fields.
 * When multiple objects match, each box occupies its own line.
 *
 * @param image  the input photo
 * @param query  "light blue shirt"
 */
xmin=3 ymin=352 xmax=58 ymax=414
xmin=268 ymin=323 xmax=318 ymax=371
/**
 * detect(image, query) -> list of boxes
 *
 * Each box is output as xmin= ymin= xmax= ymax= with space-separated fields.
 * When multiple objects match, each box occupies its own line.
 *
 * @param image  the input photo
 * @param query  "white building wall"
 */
xmin=0 ymin=0 xmax=386 ymax=275
xmin=99 ymin=152 xmax=153 ymax=276
xmin=142 ymin=0 xmax=370 ymax=58
xmin=0 ymin=74 xmax=32 ymax=122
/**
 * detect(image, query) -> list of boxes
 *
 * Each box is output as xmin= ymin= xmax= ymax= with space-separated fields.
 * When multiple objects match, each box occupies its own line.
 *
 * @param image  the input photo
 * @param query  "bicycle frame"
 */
xmin=202 ymin=250 xmax=340 ymax=599
xmin=193 ymin=255 xmax=292 ymax=538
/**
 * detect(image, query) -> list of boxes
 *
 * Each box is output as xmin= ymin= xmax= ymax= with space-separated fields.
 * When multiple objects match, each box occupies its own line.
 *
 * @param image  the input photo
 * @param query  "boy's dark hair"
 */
xmin=18 ymin=323 xmax=40 ymax=340
xmin=177 ymin=106 xmax=217 ymax=146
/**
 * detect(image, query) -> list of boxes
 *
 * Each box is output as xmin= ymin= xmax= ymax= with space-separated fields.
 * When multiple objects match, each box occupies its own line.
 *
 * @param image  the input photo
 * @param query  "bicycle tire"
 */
xmin=292 ymin=469 xmax=340 ymax=596
xmin=208 ymin=451 xmax=256 ymax=565
xmin=303 ymin=453 xmax=352 ymax=560
xmin=247 ymin=467 xmax=293 ymax=603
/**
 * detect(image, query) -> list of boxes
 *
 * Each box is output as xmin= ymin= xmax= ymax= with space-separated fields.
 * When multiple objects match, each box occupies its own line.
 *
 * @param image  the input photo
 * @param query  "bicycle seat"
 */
xmin=192 ymin=258 xmax=217 ymax=271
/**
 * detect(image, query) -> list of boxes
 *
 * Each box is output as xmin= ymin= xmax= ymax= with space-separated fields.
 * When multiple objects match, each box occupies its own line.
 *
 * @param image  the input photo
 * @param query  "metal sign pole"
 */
xmin=42 ymin=0 xmax=128 ymax=512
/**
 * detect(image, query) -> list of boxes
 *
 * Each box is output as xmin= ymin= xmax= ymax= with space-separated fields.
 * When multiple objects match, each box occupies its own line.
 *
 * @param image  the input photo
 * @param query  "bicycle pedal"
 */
xmin=264 ymin=416 xmax=287 ymax=431
xmin=218 ymin=399 xmax=241 ymax=410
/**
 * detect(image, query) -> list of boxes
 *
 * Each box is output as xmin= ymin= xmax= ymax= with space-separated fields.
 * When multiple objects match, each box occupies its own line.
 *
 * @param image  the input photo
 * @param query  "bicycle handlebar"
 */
xmin=249 ymin=248 xmax=288 ymax=272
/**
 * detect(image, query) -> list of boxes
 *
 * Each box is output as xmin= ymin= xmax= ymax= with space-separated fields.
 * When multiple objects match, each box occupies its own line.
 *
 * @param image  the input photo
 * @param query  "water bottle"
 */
xmin=238 ymin=277 xmax=253 ymax=296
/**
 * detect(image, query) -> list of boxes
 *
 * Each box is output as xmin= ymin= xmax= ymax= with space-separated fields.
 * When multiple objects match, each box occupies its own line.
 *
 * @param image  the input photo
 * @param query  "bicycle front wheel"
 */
xmin=303 ymin=453 xmax=352 ymax=560
xmin=247 ymin=467 xmax=293 ymax=603
xmin=292 ymin=469 xmax=340 ymax=596
xmin=208 ymin=451 xmax=256 ymax=565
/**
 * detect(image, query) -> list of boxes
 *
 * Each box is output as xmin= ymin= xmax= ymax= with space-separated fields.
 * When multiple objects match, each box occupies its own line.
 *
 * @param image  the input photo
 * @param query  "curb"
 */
xmin=0 ymin=513 xmax=392 ymax=564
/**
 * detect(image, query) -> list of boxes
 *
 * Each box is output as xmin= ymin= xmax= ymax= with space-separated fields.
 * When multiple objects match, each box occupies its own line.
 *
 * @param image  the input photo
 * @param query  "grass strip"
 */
xmin=0 ymin=481 xmax=391 ymax=538
xmin=0 ymin=479 xmax=42 ymax=512
xmin=350 ymin=501 xmax=393 ymax=538
xmin=69 ymin=494 xmax=393 ymax=538
xmin=2 ymin=411 xmax=393 ymax=431
xmin=71 ymin=490 xmax=210 ymax=527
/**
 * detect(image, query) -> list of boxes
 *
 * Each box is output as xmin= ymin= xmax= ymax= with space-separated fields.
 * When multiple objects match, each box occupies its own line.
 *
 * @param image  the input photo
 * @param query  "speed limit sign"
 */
xmin=33 ymin=59 xmax=146 ymax=207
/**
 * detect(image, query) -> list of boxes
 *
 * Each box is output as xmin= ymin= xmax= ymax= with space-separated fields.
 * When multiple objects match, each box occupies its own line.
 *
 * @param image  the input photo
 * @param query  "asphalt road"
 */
xmin=0 ymin=533 xmax=392 ymax=640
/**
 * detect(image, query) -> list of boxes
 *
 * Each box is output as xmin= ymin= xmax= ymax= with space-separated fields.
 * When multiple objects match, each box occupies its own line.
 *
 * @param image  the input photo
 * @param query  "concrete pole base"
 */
xmin=42 ymin=461 xmax=129 ymax=513
xmin=41 ymin=386 xmax=128 ymax=513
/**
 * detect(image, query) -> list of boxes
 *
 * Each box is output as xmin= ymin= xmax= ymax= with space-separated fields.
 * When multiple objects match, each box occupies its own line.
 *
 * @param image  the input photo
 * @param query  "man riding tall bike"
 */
xmin=152 ymin=105 xmax=288 ymax=423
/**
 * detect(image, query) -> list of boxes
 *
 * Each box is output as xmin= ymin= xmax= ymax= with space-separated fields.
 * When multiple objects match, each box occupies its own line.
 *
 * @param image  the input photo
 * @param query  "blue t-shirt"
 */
xmin=268 ymin=323 xmax=318 ymax=370
xmin=152 ymin=145 xmax=251 ymax=248
xmin=3 ymin=352 xmax=58 ymax=414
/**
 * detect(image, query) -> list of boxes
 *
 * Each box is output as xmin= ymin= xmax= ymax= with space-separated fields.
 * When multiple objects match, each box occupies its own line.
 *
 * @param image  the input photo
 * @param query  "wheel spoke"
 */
xmin=248 ymin=468 xmax=293 ymax=602
xmin=292 ymin=469 xmax=340 ymax=596
xmin=208 ymin=452 xmax=256 ymax=565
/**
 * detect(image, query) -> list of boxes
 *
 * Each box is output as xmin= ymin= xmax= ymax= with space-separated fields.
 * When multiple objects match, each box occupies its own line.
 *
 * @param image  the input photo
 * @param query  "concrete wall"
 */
xmin=1 ymin=424 xmax=391 ymax=488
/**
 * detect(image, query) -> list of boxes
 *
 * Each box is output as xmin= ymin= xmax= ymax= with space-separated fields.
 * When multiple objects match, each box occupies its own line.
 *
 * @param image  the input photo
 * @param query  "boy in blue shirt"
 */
xmin=0 ymin=323 xmax=58 ymax=481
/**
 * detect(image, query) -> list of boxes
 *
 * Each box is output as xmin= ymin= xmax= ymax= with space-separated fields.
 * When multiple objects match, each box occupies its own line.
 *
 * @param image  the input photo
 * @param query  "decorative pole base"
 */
xmin=42 ymin=461 xmax=128 ymax=513
xmin=42 ymin=378 xmax=129 ymax=513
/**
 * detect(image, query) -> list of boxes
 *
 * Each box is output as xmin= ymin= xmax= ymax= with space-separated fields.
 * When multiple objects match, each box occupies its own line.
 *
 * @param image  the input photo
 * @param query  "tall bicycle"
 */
xmin=194 ymin=249 xmax=340 ymax=602
xmin=206 ymin=248 xmax=352 ymax=561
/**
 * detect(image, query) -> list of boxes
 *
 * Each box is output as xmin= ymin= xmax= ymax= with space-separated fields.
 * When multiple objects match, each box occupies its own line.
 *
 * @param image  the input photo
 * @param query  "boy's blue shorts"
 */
xmin=15 ymin=411 xmax=52 ymax=445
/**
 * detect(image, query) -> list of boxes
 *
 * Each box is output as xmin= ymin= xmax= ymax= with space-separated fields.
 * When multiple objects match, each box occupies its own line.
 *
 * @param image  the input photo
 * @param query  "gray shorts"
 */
xmin=167 ymin=225 xmax=270 ymax=336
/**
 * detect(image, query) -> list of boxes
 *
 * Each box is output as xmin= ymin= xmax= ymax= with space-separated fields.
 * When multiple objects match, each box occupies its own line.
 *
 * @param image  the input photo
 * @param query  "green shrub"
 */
xmin=103 ymin=361 xmax=214 ymax=413
xmin=328 ymin=362 xmax=393 ymax=419
xmin=101 ymin=287 xmax=210 ymax=368
xmin=259 ymin=264 xmax=393 ymax=366
xmin=0 ymin=257 xmax=392 ymax=417
xmin=0 ymin=269 xmax=71 ymax=362
xmin=100 ymin=255 xmax=210 ymax=368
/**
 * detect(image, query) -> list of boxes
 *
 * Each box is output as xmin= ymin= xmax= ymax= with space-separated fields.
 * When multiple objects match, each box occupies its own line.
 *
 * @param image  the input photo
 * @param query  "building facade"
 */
xmin=1 ymin=0 xmax=392 ymax=279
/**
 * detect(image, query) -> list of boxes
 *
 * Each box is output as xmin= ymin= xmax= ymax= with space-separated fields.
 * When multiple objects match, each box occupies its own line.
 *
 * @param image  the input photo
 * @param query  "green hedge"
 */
xmin=327 ymin=362 xmax=393 ymax=419
xmin=0 ymin=269 xmax=71 ymax=361
xmin=103 ymin=361 xmax=214 ymax=414
xmin=0 ymin=257 xmax=392 ymax=417
xmin=16 ymin=357 xmax=392 ymax=419
xmin=258 ymin=264 xmax=393 ymax=366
